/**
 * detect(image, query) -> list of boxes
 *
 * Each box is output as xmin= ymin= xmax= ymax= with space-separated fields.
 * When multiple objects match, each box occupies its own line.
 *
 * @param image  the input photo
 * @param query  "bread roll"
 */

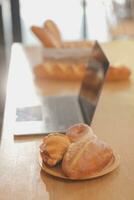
xmin=40 ymin=133 xmax=70 ymax=167
xmin=66 ymin=123 xmax=96 ymax=142
xmin=62 ymin=137 xmax=114 ymax=179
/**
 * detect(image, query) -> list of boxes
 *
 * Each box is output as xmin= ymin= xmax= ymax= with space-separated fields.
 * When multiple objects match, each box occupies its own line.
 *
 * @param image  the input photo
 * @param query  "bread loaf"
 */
xmin=62 ymin=137 xmax=114 ymax=179
xmin=34 ymin=62 xmax=86 ymax=81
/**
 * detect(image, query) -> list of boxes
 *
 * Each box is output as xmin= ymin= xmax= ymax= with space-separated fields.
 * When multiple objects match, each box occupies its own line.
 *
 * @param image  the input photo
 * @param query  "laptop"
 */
xmin=14 ymin=41 xmax=109 ymax=135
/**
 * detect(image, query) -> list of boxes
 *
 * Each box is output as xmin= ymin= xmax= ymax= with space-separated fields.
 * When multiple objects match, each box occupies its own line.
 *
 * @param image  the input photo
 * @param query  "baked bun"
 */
xmin=66 ymin=123 xmax=96 ymax=142
xmin=62 ymin=137 xmax=114 ymax=179
xmin=40 ymin=133 xmax=70 ymax=167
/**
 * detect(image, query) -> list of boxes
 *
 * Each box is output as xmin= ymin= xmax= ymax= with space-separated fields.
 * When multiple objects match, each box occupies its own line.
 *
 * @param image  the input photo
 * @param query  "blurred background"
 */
xmin=0 ymin=0 xmax=134 ymax=129
xmin=1 ymin=0 xmax=134 ymax=55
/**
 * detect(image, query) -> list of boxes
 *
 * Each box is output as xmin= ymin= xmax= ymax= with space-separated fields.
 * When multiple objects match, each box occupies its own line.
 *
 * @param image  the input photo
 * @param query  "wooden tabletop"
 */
xmin=0 ymin=41 xmax=134 ymax=200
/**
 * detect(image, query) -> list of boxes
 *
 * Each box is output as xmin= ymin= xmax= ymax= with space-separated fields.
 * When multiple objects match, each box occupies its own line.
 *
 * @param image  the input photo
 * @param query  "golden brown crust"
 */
xmin=31 ymin=20 xmax=94 ymax=48
xmin=66 ymin=123 xmax=96 ymax=142
xmin=31 ymin=26 xmax=48 ymax=47
xmin=39 ymin=124 xmax=114 ymax=179
xmin=34 ymin=63 xmax=131 ymax=82
xmin=44 ymin=19 xmax=62 ymax=43
xmin=33 ymin=64 xmax=46 ymax=79
xmin=62 ymin=138 xmax=114 ymax=179
xmin=106 ymin=65 xmax=131 ymax=81
xmin=34 ymin=62 xmax=86 ymax=81
xmin=40 ymin=133 xmax=70 ymax=167
xmin=31 ymin=25 xmax=61 ymax=48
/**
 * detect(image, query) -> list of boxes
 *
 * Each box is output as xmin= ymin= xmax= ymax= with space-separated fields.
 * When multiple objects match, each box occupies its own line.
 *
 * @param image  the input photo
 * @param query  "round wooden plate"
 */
xmin=39 ymin=152 xmax=120 ymax=180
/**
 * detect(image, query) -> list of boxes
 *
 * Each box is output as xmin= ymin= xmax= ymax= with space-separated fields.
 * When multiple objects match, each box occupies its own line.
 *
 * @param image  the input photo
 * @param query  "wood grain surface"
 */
xmin=0 ymin=41 xmax=134 ymax=200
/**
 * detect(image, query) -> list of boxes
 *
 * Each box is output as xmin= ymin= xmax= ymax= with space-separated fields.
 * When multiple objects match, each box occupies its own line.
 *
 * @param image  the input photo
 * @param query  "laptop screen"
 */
xmin=14 ymin=41 xmax=109 ymax=135
xmin=79 ymin=41 xmax=109 ymax=124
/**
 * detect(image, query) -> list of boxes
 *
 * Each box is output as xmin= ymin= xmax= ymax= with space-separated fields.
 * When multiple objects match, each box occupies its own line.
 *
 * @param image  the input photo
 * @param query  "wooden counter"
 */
xmin=0 ymin=41 xmax=134 ymax=200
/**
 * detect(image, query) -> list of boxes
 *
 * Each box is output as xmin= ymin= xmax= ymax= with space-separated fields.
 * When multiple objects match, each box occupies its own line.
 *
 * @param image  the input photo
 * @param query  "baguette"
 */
xmin=34 ymin=62 xmax=86 ymax=81
xmin=34 ymin=62 xmax=131 ymax=82
xmin=44 ymin=19 xmax=62 ymax=43
xmin=31 ymin=25 xmax=61 ymax=48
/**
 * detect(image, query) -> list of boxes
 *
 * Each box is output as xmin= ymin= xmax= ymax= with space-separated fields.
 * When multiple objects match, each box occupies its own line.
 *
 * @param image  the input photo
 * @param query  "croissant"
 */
xmin=40 ymin=133 xmax=70 ymax=167
xmin=62 ymin=137 xmax=114 ymax=179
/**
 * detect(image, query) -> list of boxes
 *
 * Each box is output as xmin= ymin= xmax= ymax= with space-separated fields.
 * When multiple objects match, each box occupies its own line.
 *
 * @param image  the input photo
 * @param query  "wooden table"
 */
xmin=0 ymin=41 xmax=134 ymax=200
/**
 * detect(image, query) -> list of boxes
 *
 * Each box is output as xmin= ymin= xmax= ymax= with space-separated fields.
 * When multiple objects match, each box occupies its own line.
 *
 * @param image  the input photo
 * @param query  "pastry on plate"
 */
xmin=62 ymin=136 xmax=114 ymax=179
xmin=40 ymin=133 xmax=70 ymax=167
xmin=66 ymin=123 xmax=96 ymax=142
xmin=39 ymin=123 xmax=117 ymax=180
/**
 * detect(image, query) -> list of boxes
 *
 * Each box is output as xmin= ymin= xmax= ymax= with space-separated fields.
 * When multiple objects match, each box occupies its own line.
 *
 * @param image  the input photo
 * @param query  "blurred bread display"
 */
xmin=31 ymin=19 xmax=131 ymax=82
xmin=31 ymin=19 xmax=93 ymax=48
xmin=106 ymin=64 xmax=131 ymax=81
xmin=31 ymin=25 xmax=61 ymax=48
xmin=34 ymin=62 xmax=86 ymax=81
xmin=34 ymin=62 xmax=131 ymax=82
